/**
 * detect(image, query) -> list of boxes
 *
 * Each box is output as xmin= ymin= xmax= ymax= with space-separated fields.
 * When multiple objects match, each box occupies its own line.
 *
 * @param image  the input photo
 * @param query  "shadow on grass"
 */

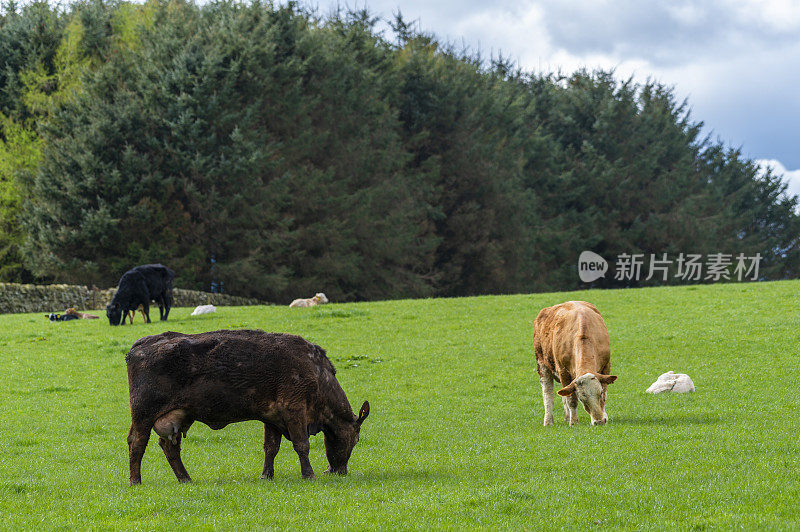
xmin=351 ymin=468 xmax=446 ymax=483
xmin=108 ymin=314 xmax=221 ymax=327
xmin=199 ymin=468 xmax=444 ymax=486
xmin=611 ymin=414 xmax=723 ymax=426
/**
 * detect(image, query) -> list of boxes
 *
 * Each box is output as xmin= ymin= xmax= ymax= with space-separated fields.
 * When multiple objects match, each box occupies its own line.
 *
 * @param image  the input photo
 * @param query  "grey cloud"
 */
xmin=309 ymin=0 xmax=800 ymax=170
xmin=539 ymin=0 xmax=799 ymax=66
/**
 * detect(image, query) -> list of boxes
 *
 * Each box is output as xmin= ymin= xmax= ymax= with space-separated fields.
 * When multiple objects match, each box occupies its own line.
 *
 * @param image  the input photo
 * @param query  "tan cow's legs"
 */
xmin=539 ymin=365 xmax=555 ymax=426
xmin=563 ymin=394 xmax=579 ymax=426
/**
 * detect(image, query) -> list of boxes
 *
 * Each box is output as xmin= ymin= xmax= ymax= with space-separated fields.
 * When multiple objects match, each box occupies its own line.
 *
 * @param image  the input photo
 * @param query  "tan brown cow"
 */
xmin=125 ymin=305 xmax=146 ymax=324
xmin=533 ymin=301 xmax=617 ymax=426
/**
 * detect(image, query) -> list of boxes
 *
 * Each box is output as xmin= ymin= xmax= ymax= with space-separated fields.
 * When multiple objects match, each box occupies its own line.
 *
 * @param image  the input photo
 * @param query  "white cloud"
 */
xmin=534 ymin=0 xmax=800 ymax=65
xmin=757 ymin=159 xmax=800 ymax=200
xmin=735 ymin=0 xmax=800 ymax=33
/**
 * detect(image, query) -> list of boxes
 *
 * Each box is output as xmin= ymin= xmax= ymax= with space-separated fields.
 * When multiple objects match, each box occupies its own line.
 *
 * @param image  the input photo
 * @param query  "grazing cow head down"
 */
xmin=324 ymin=401 xmax=369 ymax=475
xmin=558 ymin=373 xmax=617 ymax=425
xmin=106 ymin=303 xmax=122 ymax=326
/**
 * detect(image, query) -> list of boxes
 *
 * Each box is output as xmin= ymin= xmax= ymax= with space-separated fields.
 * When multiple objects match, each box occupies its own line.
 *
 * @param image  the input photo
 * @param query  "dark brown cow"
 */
xmin=125 ymin=330 xmax=369 ymax=485
xmin=533 ymin=301 xmax=617 ymax=426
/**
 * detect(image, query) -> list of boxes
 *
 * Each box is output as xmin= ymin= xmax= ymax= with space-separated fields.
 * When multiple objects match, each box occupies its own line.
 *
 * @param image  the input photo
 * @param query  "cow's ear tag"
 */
xmin=357 ymin=401 xmax=370 ymax=424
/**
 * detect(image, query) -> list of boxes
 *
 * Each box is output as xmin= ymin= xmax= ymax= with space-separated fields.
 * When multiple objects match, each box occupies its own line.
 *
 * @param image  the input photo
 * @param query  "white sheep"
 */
xmin=191 ymin=304 xmax=217 ymax=316
xmin=289 ymin=293 xmax=329 ymax=308
xmin=645 ymin=371 xmax=695 ymax=393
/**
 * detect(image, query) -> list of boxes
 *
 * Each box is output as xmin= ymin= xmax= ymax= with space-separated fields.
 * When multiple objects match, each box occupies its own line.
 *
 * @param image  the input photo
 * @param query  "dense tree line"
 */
xmin=1 ymin=0 xmax=797 ymax=301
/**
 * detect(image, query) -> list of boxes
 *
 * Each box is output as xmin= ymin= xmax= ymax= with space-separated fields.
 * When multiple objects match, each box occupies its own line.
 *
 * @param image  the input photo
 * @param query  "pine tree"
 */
xmin=10 ymin=1 xmax=800 ymax=297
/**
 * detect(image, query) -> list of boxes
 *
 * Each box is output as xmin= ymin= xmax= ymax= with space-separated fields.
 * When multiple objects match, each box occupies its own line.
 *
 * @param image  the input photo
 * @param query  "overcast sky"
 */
xmin=311 ymin=0 xmax=800 ymax=197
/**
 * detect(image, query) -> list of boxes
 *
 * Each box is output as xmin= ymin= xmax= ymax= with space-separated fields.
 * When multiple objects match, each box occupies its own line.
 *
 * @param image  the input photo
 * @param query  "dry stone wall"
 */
xmin=0 ymin=283 xmax=262 ymax=314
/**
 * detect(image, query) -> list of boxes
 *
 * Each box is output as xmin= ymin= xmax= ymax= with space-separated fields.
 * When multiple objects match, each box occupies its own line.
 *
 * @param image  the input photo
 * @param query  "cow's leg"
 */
xmin=163 ymin=293 xmax=172 ymax=321
xmin=565 ymin=394 xmax=579 ymax=426
xmin=538 ymin=363 xmax=555 ymax=427
xmin=558 ymin=370 xmax=579 ymax=425
xmin=287 ymin=420 xmax=315 ymax=479
xmin=153 ymin=409 xmax=192 ymax=482
xmin=142 ymin=302 xmax=151 ymax=323
xmin=261 ymin=424 xmax=282 ymax=479
xmin=128 ymin=421 xmax=151 ymax=486
xmin=154 ymin=296 xmax=164 ymax=321
xmin=158 ymin=434 xmax=192 ymax=483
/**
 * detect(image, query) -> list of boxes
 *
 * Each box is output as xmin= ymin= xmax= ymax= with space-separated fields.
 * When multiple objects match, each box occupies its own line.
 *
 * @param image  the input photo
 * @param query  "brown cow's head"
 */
xmin=324 ymin=401 xmax=369 ymax=475
xmin=558 ymin=373 xmax=617 ymax=425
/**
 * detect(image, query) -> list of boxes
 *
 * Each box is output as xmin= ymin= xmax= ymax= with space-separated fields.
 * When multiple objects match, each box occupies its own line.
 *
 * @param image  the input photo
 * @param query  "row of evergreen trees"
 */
xmin=1 ymin=0 xmax=797 ymax=302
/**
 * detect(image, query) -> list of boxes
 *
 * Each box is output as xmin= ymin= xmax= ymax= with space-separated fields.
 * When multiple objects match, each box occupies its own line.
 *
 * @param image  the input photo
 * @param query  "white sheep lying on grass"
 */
xmin=646 ymin=371 xmax=695 ymax=393
xmin=289 ymin=293 xmax=329 ymax=308
xmin=191 ymin=304 xmax=217 ymax=316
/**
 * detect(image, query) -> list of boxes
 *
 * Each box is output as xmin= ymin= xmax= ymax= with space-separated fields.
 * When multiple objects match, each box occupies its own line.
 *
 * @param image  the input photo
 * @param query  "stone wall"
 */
xmin=0 ymin=283 xmax=263 ymax=314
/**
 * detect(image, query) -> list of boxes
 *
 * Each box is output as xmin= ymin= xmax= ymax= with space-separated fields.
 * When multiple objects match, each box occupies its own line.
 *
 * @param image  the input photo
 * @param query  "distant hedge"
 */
xmin=0 ymin=283 xmax=261 ymax=314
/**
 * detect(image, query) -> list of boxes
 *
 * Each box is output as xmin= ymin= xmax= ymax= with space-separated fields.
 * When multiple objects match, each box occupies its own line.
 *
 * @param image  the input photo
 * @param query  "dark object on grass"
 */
xmin=46 ymin=312 xmax=79 ymax=322
xmin=45 ymin=307 xmax=98 ymax=321
xmin=125 ymin=329 xmax=370 ymax=485
xmin=107 ymin=264 xmax=174 ymax=325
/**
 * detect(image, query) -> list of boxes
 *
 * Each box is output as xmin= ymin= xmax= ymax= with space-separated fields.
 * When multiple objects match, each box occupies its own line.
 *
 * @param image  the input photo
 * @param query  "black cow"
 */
xmin=125 ymin=330 xmax=370 ymax=484
xmin=107 ymin=264 xmax=174 ymax=326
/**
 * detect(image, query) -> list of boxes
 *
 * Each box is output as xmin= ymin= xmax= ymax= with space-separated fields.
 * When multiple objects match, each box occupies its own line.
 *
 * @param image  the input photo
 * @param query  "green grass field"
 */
xmin=1 ymin=281 xmax=799 ymax=530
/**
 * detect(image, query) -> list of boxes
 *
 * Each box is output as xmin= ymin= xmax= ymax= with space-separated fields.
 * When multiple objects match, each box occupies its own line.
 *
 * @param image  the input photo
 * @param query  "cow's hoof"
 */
xmin=302 ymin=473 xmax=317 ymax=480
xmin=543 ymin=420 xmax=554 ymax=427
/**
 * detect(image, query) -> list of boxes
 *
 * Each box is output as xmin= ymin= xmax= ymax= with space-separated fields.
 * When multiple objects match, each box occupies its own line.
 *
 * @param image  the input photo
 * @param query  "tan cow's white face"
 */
xmin=558 ymin=372 xmax=617 ymax=425
xmin=574 ymin=374 xmax=607 ymax=425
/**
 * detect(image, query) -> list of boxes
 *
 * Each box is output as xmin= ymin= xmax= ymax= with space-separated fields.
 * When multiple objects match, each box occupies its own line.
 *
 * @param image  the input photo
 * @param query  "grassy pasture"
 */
xmin=0 ymin=281 xmax=799 ymax=530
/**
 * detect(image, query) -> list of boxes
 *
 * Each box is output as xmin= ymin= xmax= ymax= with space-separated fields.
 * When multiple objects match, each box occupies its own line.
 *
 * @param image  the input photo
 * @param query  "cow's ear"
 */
xmin=356 ymin=401 xmax=370 ymax=425
xmin=557 ymin=382 xmax=576 ymax=396
xmin=597 ymin=374 xmax=618 ymax=385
